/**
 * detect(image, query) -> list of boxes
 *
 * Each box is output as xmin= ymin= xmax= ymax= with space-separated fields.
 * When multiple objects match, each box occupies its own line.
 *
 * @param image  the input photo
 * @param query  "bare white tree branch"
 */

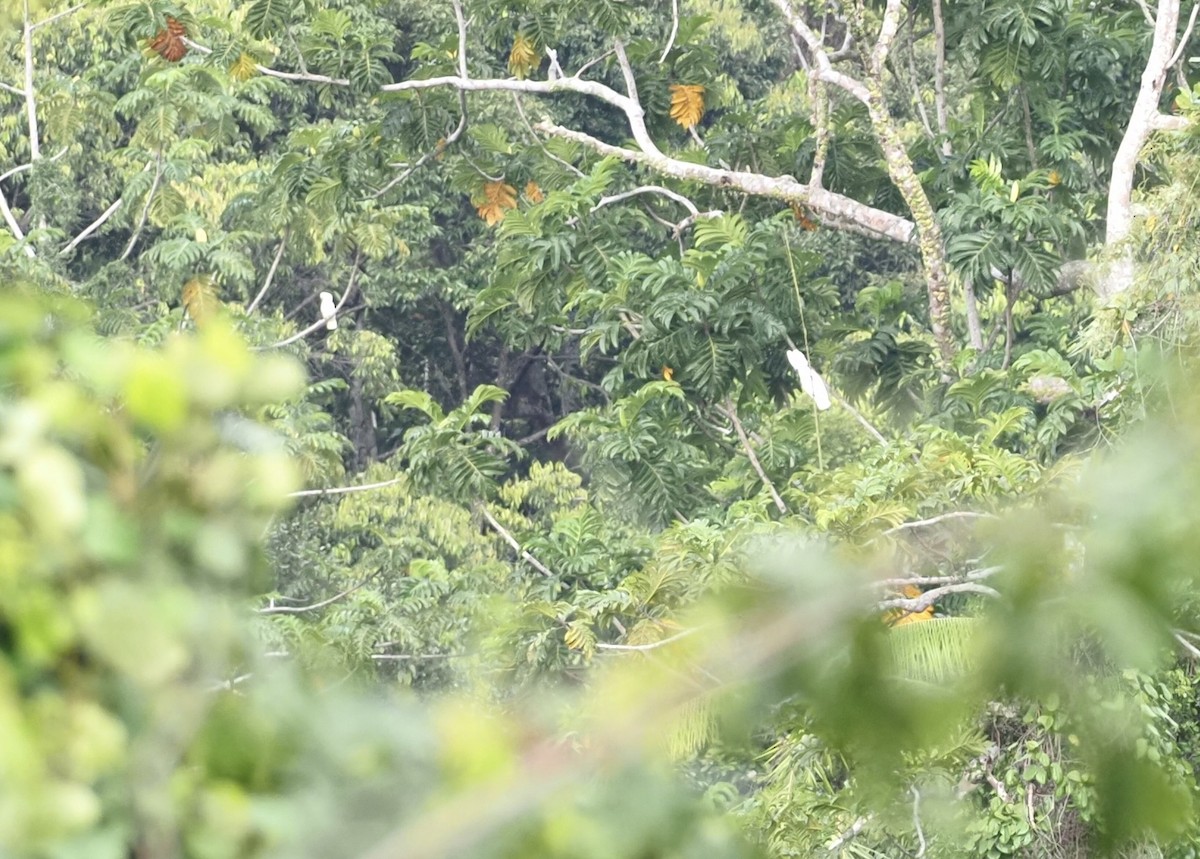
xmin=877 ymin=582 xmax=1001 ymax=613
xmin=257 ymin=254 xmax=359 ymax=350
xmin=259 ymin=575 xmax=374 ymax=614
xmin=477 ymin=503 xmax=555 ymax=578
xmin=183 ymin=37 xmax=351 ymax=86
xmin=594 ymin=628 xmax=700 ymax=652
xmin=246 ymin=232 xmax=288 ymax=314
xmin=288 ymin=476 xmax=404 ymax=498
xmin=60 ymin=196 xmax=124 ymax=255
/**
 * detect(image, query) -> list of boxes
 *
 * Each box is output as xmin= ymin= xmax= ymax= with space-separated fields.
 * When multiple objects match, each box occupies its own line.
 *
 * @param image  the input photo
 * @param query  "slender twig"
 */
xmin=372 ymin=107 xmax=467 ymax=199
xmin=23 ymin=0 xmax=41 ymax=162
xmin=0 ymin=186 xmax=33 ymax=257
xmin=246 ymin=232 xmax=288 ymax=314
xmin=575 ymin=50 xmax=615 ymax=80
xmin=825 ymin=816 xmax=871 ymax=853
xmin=206 ymin=673 xmax=253 ymax=693
xmin=120 ymin=152 xmax=163 ymax=261
xmin=932 ymin=0 xmax=951 ymax=156
xmin=594 ymin=628 xmax=700 ymax=652
xmin=30 ymin=3 xmax=84 ymax=31
xmin=258 ymin=575 xmax=374 ymax=614
xmin=451 ymin=0 xmax=468 ymax=78
xmin=669 ymin=209 xmax=723 ymax=236
xmin=61 ymin=196 xmax=123 ymax=255
xmin=372 ymin=653 xmax=459 ymax=661
xmin=911 ymin=787 xmax=927 ymax=858
xmin=512 ymin=93 xmax=584 ymax=178
xmin=256 ymin=255 xmax=360 ymax=350
xmin=182 ymin=38 xmax=350 ymax=85
xmin=1168 ymin=0 xmax=1200 ymax=68
xmin=720 ymin=400 xmax=788 ymax=515
xmin=288 ymin=476 xmax=404 ymax=498
xmin=591 ymin=185 xmax=700 ymax=216
xmin=882 ymin=511 xmax=997 ymax=536
xmin=0 ymin=82 xmax=25 ymax=97
xmin=659 ymin=0 xmax=680 ymax=62
xmin=477 ymin=503 xmax=554 ymax=578
xmin=0 ymin=146 xmax=65 ymax=184
xmin=1174 ymin=631 xmax=1200 ymax=659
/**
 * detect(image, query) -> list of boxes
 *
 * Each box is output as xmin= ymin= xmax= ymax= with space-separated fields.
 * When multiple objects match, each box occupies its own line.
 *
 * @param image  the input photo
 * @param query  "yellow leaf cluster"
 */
xmin=523 ymin=181 xmax=544 ymax=204
xmin=886 ymin=584 xmax=934 ymax=627
xmin=508 ymin=33 xmax=539 ymax=80
xmin=182 ymin=275 xmax=219 ymax=326
xmin=475 ymin=181 xmax=518 ymax=226
xmin=229 ymin=52 xmax=258 ymax=82
xmin=668 ymin=83 xmax=706 ymax=129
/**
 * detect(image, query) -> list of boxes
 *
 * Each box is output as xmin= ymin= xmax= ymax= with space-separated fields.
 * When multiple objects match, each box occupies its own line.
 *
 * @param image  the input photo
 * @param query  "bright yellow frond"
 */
xmin=475 ymin=181 xmax=518 ymax=226
xmin=668 ymin=84 xmax=706 ymax=129
xmin=508 ymin=33 xmax=539 ymax=80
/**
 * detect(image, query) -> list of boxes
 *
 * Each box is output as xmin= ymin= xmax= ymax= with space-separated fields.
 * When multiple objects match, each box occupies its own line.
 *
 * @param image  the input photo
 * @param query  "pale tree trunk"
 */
xmin=864 ymin=89 xmax=956 ymax=366
xmin=774 ymin=0 xmax=957 ymax=367
xmin=1102 ymin=0 xmax=1183 ymax=298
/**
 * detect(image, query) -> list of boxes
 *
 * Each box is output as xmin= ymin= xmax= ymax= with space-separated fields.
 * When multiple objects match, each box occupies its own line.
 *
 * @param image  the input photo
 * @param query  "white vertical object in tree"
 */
xmin=786 ymin=349 xmax=831 ymax=411
xmin=319 ymin=291 xmax=338 ymax=330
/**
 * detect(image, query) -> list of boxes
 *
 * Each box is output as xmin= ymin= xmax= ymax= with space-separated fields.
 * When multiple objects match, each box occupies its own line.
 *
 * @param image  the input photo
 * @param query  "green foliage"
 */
xmin=10 ymin=1 xmax=1200 ymax=856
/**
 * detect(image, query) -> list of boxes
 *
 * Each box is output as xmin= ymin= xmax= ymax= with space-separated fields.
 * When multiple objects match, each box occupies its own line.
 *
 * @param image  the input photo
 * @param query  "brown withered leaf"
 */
xmin=149 ymin=16 xmax=188 ymax=63
xmin=475 ymin=181 xmax=518 ymax=226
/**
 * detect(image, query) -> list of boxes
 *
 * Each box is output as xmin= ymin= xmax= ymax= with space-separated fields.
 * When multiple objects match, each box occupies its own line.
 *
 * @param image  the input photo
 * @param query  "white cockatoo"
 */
xmin=785 ymin=348 xmax=831 ymax=411
xmin=319 ymin=291 xmax=338 ymax=330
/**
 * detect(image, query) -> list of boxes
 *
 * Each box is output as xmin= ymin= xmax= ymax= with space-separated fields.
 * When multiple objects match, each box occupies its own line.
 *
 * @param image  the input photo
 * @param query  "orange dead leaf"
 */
xmin=475 ymin=181 xmax=518 ymax=226
xmin=434 ymin=137 xmax=447 ymax=161
xmin=149 ymin=16 xmax=188 ymax=63
xmin=662 ymin=366 xmax=674 ymax=382
xmin=1047 ymin=169 xmax=1061 ymax=187
xmin=791 ymin=203 xmax=818 ymax=231
xmin=668 ymin=84 xmax=705 ymax=129
xmin=508 ymin=32 xmax=539 ymax=80
xmin=524 ymin=181 xmax=544 ymax=204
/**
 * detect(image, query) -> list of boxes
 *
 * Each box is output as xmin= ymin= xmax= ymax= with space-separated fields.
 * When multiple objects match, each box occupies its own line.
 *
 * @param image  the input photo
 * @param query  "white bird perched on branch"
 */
xmin=786 ymin=348 xmax=831 ymax=411
xmin=319 ymin=291 xmax=338 ymax=330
